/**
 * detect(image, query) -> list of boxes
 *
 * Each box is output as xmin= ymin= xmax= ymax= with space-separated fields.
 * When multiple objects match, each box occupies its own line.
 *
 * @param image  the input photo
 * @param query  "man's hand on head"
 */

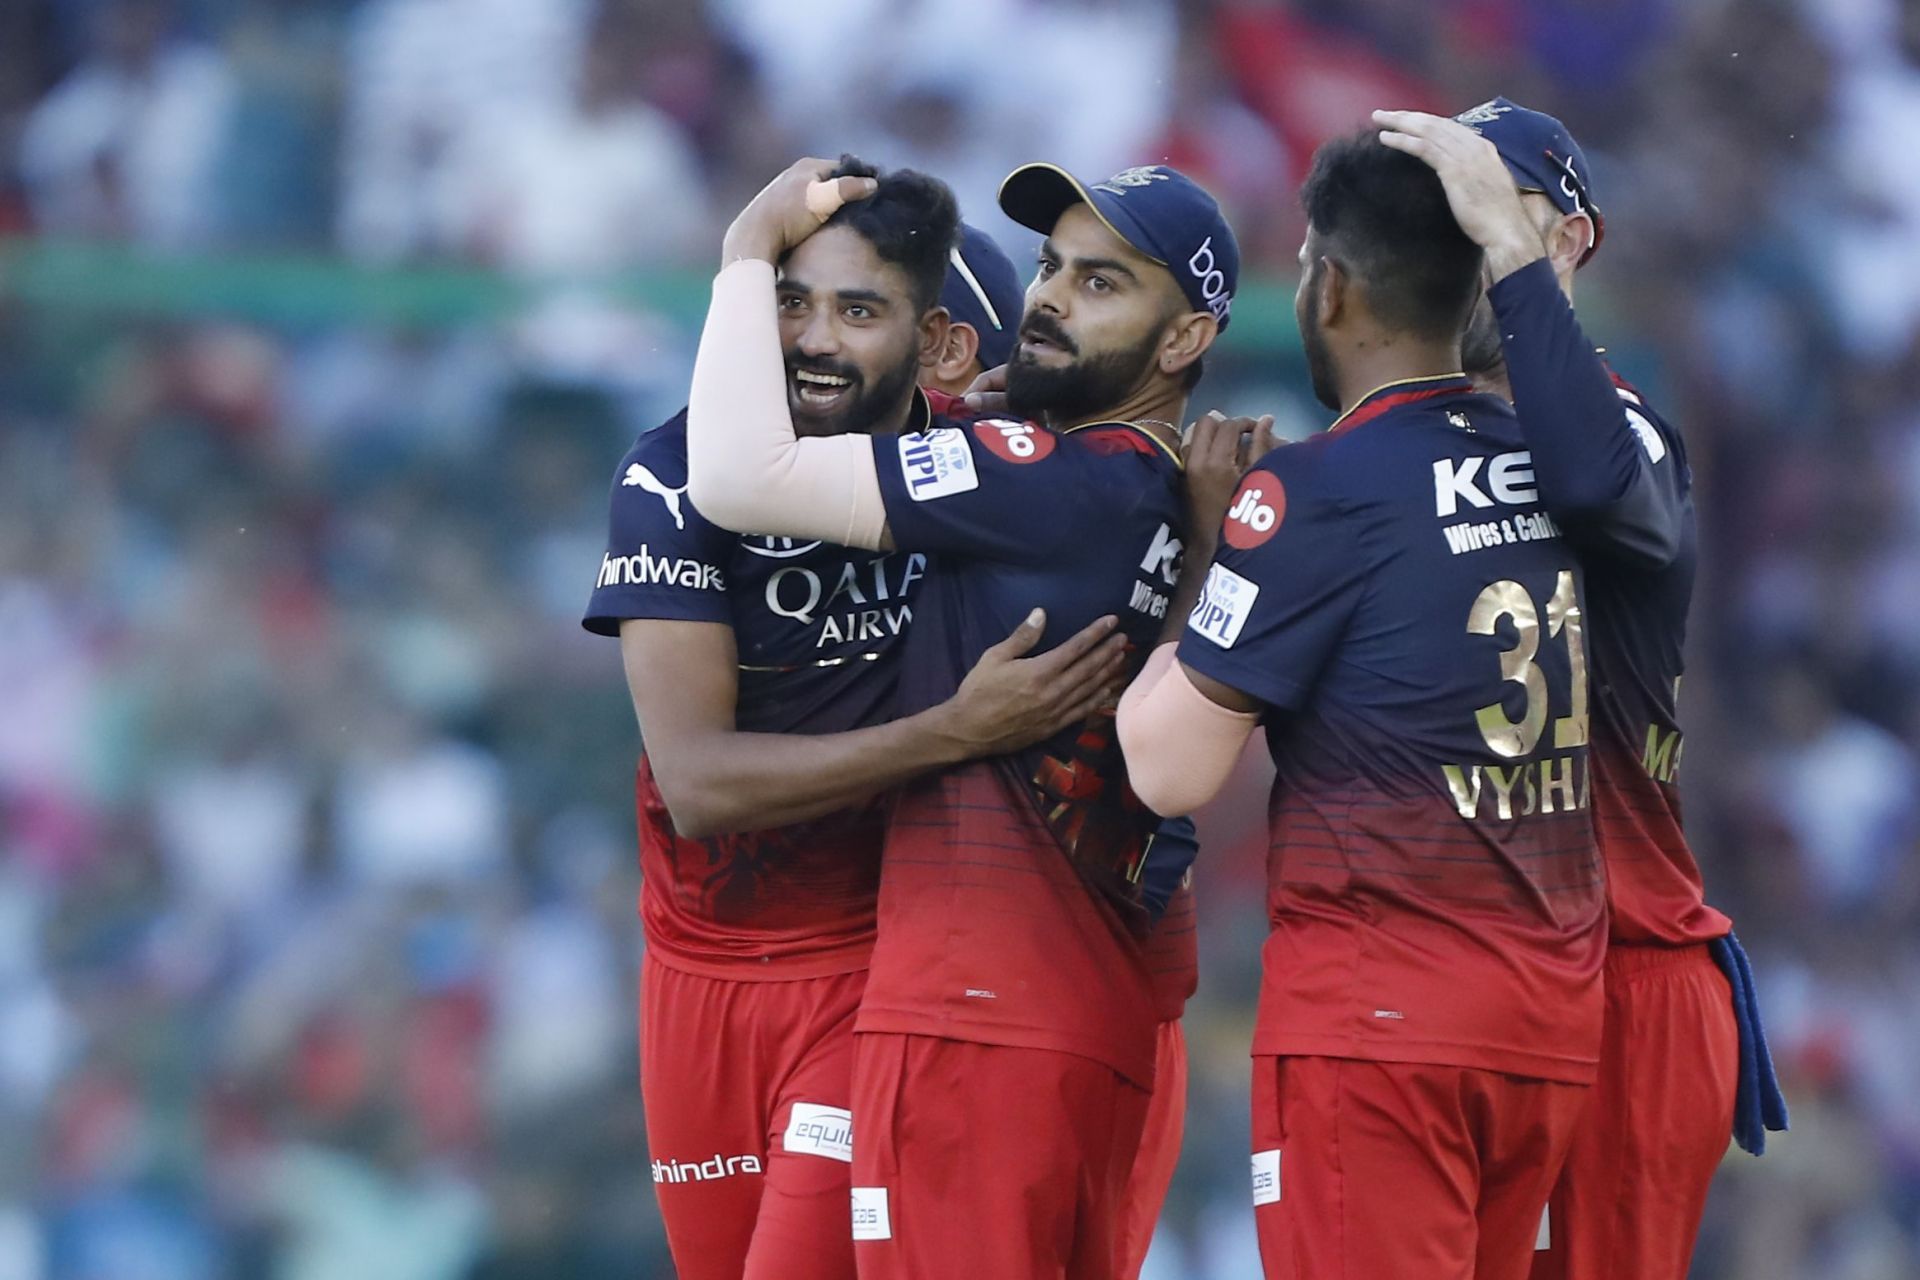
xmin=1372 ymin=110 xmax=1547 ymax=283
xmin=721 ymin=157 xmax=879 ymax=268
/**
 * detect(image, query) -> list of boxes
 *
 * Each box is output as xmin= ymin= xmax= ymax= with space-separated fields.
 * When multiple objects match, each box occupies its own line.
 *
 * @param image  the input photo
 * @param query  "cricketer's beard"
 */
xmin=784 ymin=345 xmax=921 ymax=438
xmin=1005 ymin=312 xmax=1162 ymax=424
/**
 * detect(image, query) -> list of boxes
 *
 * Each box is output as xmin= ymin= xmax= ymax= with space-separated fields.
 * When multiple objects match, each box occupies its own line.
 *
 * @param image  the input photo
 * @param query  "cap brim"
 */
xmin=996 ymin=163 xmax=1166 ymax=266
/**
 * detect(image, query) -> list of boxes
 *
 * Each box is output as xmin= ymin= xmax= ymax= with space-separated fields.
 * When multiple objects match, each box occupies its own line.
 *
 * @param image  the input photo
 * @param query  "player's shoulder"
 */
xmin=619 ymin=408 xmax=691 ymax=481
xmin=1606 ymin=366 xmax=1686 ymax=463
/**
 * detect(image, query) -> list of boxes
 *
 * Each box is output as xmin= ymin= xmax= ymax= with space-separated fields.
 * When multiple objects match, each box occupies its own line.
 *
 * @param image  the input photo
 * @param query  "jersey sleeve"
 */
xmin=871 ymin=418 xmax=1108 ymax=564
xmin=582 ymin=417 xmax=733 ymax=636
xmin=1176 ymin=443 xmax=1361 ymax=711
xmin=1136 ymin=816 xmax=1199 ymax=922
xmin=1488 ymin=259 xmax=1685 ymax=568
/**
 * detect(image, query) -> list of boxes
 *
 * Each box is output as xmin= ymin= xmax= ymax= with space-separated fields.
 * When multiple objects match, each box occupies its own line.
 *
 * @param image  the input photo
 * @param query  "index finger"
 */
xmin=1371 ymin=109 xmax=1451 ymax=137
xmin=1023 ymin=614 xmax=1122 ymax=672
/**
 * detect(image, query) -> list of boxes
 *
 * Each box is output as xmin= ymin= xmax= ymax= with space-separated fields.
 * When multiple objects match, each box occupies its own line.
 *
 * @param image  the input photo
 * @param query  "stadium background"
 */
xmin=2 ymin=0 xmax=1917 ymax=1276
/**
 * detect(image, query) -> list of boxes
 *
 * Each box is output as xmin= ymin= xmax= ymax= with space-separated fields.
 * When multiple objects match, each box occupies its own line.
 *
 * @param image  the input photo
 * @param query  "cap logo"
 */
xmin=1550 ymin=153 xmax=1587 ymax=215
xmin=1454 ymin=100 xmax=1512 ymax=128
xmin=1093 ymin=166 xmax=1169 ymax=195
xmin=1187 ymin=236 xmax=1232 ymax=323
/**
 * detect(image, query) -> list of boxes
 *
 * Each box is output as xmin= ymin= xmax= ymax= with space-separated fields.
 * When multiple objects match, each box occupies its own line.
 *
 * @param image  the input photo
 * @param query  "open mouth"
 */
xmin=789 ymin=367 xmax=856 ymax=413
xmin=1016 ymin=325 xmax=1074 ymax=363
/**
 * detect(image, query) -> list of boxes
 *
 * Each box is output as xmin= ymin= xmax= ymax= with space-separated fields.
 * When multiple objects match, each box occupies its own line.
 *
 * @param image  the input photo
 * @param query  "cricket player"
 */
xmin=1375 ymin=99 xmax=1787 ymax=1280
xmin=921 ymin=222 xmax=1025 ymax=395
xmin=582 ymin=157 xmax=1130 ymax=1280
xmin=684 ymin=155 xmax=1238 ymax=1279
xmin=1116 ymin=132 xmax=1608 ymax=1280
xmin=928 ymin=217 xmax=1202 ymax=1280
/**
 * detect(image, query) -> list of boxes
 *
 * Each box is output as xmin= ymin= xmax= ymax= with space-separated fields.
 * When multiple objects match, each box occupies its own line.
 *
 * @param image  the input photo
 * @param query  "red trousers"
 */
xmin=640 ymin=956 xmax=862 ymax=1280
xmin=1529 ymin=943 xmax=1737 ymax=1280
xmin=1252 ymin=1055 xmax=1588 ymax=1280
xmin=850 ymin=1031 xmax=1151 ymax=1280
xmin=1117 ymin=1020 xmax=1187 ymax=1280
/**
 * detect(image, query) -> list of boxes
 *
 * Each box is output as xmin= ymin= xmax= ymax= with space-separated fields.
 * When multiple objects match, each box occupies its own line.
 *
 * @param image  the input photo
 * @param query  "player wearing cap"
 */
xmin=926 ymin=220 xmax=1203 ymax=1280
xmin=920 ymin=223 xmax=1025 ymax=395
xmin=683 ymin=155 xmax=1239 ymax=1279
xmin=583 ymin=156 xmax=1130 ymax=1280
xmin=1117 ymin=132 xmax=1609 ymax=1280
xmin=1375 ymin=100 xmax=1788 ymax=1280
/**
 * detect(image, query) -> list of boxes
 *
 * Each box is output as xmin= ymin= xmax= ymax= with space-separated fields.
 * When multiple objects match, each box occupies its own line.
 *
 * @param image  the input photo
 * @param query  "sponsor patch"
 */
xmin=783 ymin=1103 xmax=853 ymax=1163
xmin=1622 ymin=405 xmax=1667 ymax=463
xmin=1189 ymin=562 xmax=1259 ymax=649
xmin=1224 ymin=470 xmax=1284 ymax=548
xmin=972 ymin=418 xmax=1056 ymax=464
xmin=596 ymin=548 xmax=724 ymax=592
xmin=1251 ymin=1149 xmax=1282 ymax=1206
xmin=851 ymin=1187 xmax=892 ymax=1241
xmin=898 ymin=428 xmax=979 ymax=502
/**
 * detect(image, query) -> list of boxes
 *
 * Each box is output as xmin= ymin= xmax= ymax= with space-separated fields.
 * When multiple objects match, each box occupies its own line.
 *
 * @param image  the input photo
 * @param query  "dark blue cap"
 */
xmin=940 ymin=224 xmax=1026 ymax=370
xmin=997 ymin=163 xmax=1239 ymax=332
xmin=1453 ymin=96 xmax=1604 ymax=265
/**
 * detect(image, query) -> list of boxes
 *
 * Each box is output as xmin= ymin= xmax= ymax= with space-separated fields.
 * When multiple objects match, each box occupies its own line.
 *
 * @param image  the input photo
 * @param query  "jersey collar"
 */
xmin=1328 ymin=372 xmax=1473 ymax=435
xmin=905 ymin=387 xmax=933 ymax=435
xmin=1060 ymin=418 xmax=1184 ymax=468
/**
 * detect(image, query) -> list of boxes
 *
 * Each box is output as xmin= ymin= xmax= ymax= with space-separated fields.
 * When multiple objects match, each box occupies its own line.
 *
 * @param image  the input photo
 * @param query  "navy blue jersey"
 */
xmin=1179 ymin=376 xmax=1606 ymax=1084
xmin=853 ymin=405 xmax=1185 ymax=1087
xmin=583 ymin=408 xmax=927 ymax=976
xmin=1487 ymin=263 xmax=1728 ymax=943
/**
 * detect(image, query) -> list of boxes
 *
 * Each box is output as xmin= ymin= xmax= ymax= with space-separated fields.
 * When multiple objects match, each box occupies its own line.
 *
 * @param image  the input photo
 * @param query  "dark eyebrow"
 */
xmin=1069 ymin=256 xmax=1140 ymax=284
xmin=776 ymin=279 xmax=890 ymax=308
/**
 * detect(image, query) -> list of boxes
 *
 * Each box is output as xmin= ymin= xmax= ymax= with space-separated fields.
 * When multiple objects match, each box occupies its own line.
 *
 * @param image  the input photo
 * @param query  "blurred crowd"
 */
xmin=2 ymin=0 xmax=1918 ymax=1277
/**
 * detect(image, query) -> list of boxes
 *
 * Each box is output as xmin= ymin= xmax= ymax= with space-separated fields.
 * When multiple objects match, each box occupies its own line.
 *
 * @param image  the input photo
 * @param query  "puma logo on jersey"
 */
xmin=624 ymin=462 xmax=688 ymax=529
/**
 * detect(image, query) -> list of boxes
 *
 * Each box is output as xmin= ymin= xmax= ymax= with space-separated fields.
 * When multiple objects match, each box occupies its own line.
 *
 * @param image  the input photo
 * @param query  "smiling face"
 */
xmin=1005 ymin=203 xmax=1190 ymax=423
xmin=777 ymin=225 xmax=934 ymax=438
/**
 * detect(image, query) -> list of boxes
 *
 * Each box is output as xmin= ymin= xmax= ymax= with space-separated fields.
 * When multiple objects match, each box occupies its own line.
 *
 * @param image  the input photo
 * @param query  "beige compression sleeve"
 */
xmin=685 ymin=259 xmax=890 ymax=550
xmin=1117 ymin=642 xmax=1261 ymax=817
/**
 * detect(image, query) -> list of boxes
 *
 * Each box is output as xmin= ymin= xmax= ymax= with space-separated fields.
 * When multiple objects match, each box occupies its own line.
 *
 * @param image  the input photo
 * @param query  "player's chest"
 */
xmin=729 ymin=536 xmax=927 ymax=662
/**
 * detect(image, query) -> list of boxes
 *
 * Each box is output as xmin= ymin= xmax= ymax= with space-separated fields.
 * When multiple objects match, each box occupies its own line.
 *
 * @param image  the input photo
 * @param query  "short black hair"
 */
xmin=1299 ymin=132 xmax=1483 ymax=341
xmin=819 ymin=155 xmax=959 ymax=314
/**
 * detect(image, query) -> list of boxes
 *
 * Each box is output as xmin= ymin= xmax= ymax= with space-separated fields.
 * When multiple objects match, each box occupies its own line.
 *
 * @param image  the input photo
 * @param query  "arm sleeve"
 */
xmin=581 ymin=428 xmax=733 ymax=635
xmin=1117 ymin=642 xmax=1260 ymax=817
xmin=1136 ymin=815 xmax=1200 ymax=921
xmin=1175 ymin=445 xmax=1360 ymax=711
xmin=684 ymin=259 xmax=889 ymax=549
xmin=871 ymin=418 xmax=1110 ymax=563
xmin=1489 ymin=259 xmax=1684 ymax=568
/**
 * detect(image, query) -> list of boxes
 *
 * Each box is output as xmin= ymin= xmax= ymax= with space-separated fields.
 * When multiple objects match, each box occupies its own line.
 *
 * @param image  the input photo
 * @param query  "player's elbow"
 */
xmin=648 ymin=762 xmax=736 ymax=839
xmin=684 ymin=465 xmax=760 ymax=537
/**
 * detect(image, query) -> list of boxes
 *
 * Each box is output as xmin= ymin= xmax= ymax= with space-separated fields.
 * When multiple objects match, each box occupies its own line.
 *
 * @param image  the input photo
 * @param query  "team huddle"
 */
xmin=583 ymin=98 xmax=1787 ymax=1280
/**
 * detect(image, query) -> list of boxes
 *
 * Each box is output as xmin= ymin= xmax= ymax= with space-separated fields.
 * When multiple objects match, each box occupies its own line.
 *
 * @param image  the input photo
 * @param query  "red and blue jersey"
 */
xmin=583 ymin=405 xmax=930 ymax=978
xmin=1179 ymin=375 xmax=1607 ymax=1084
xmin=1486 ymin=260 xmax=1730 ymax=946
xmin=853 ymin=395 xmax=1187 ymax=1087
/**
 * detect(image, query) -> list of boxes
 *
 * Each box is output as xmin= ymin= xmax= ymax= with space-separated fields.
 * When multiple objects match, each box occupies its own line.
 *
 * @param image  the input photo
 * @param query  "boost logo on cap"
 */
xmin=997 ymin=162 xmax=1241 ymax=332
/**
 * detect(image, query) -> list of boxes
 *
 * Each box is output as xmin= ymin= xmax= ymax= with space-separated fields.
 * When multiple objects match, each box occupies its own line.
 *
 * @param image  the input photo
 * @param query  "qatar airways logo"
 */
xmin=652 ymin=1152 xmax=764 ymax=1184
xmin=765 ymin=552 xmax=926 ymax=648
